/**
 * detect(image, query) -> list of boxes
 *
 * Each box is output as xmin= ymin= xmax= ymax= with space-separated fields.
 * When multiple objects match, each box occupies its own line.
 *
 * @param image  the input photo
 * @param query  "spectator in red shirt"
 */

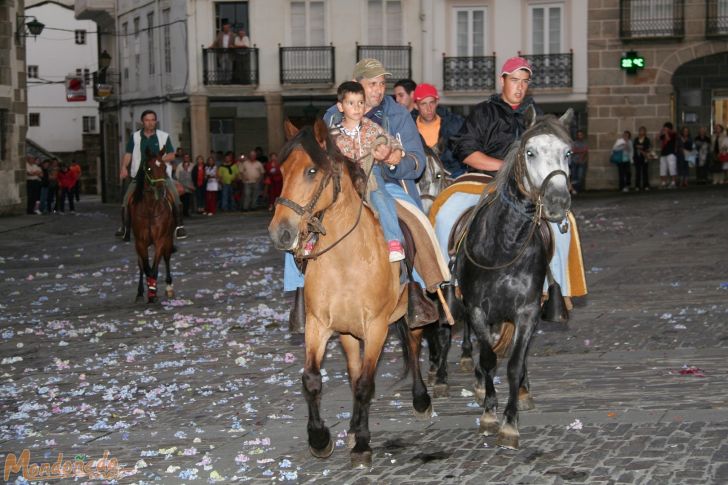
xmin=57 ymin=163 xmax=79 ymax=213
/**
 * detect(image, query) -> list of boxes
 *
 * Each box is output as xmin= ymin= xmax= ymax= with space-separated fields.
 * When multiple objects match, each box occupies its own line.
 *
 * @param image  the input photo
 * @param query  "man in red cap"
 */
xmin=454 ymin=56 xmax=539 ymax=175
xmin=412 ymin=83 xmax=465 ymax=177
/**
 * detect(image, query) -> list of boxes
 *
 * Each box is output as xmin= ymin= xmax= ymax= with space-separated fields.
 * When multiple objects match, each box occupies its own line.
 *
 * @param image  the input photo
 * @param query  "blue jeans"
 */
xmin=220 ymin=183 xmax=234 ymax=211
xmin=282 ymin=176 xmax=425 ymax=292
xmin=370 ymin=165 xmax=404 ymax=245
xmin=571 ymin=163 xmax=587 ymax=192
xmin=433 ymin=191 xmax=481 ymax=261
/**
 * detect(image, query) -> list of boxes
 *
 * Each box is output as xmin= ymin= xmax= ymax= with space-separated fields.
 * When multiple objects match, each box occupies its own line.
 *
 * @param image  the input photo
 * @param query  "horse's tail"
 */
xmin=393 ymin=318 xmax=413 ymax=379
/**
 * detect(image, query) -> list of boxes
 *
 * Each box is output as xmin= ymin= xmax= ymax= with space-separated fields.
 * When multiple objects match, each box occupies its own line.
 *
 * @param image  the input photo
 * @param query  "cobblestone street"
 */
xmin=1 ymin=187 xmax=727 ymax=484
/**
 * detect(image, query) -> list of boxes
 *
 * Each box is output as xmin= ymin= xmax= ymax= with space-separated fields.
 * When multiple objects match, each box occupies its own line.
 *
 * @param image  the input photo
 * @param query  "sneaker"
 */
xmin=621 ymin=187 xmax=629 ymax=193
xmin=668 ymin=182 xmax=677 ymax=189
xmin=388 ymin=240 xmax=405 ymax=262
xmin=175 ymin=226 xmax=188 ymax=239
xmin=115 ymin=226 xmax=125 ymax=237
xmin=34 ymin=210 xmax=41 ymax=215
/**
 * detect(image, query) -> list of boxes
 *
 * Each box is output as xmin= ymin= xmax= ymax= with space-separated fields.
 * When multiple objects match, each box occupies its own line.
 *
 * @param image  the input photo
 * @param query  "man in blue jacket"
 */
xmin=284 ymin=59 xmax=427 ymax=331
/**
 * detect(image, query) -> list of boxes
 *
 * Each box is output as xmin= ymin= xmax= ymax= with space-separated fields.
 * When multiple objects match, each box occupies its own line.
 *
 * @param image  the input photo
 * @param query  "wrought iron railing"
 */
xmin=706 ymin=0 xmax=728 ymax=37
xmin=619 ymin=0 xmax=684 ymax=39
xmin=356 ymin=44 xmax=411 ymax=82
xmin=520 ymin=51 xmax=573 ymax=89
xmin=202 ymin=47 xmax=259 ymax=85
xmin=442 ymin=55 xmax=496 ymax=92
xmin=279 ymin=45 xmax=335 ymax=85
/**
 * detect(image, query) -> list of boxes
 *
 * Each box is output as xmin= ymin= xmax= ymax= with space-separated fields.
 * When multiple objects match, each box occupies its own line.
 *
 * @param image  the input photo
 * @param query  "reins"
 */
xmin=276 ymin=149 xmax=376 ymax=261
xmin=460 ymin=155 xmax=568 ymax=271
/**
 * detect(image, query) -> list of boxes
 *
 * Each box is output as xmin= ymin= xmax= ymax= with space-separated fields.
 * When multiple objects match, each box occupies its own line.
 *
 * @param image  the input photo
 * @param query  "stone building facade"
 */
xmin=0 ymin=0 xmax=27 ymax=216
xmin=588 ymin=0 xmax=728 ymax=189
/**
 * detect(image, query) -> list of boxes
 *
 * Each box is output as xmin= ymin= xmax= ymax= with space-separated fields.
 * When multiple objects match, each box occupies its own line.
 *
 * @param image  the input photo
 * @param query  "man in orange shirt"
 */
xmin=69 ymin=160 xmax=82 ymax=202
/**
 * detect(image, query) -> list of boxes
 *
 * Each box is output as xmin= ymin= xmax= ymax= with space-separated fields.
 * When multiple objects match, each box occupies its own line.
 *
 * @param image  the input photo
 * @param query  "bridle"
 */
xmin=461 ymin=148 xmax=570 ymax=271
xmin=275 ymin=148 xmax=372 ymax=260
xmin=143 ymin=161 xmax=168 ymax=201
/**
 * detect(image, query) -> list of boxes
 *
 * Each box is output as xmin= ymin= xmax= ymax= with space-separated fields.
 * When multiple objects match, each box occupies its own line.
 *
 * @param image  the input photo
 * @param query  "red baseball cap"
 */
xmin=413 ymin=83 xmax=439 ymax=102
xmin=501 ymin=56 xmax=533 ymax=76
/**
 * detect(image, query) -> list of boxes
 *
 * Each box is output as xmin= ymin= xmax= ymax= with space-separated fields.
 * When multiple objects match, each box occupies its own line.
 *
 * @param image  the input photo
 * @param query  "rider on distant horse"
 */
xmin=115 ymin=110 xmax=187 ymax=241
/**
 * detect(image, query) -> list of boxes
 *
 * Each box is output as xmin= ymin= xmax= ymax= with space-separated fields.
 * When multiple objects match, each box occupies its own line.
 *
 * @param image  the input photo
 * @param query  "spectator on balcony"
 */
xmin=412 ymin=83 xmax=466 ymax=177
xmin=234 ymin=27 xmax=250 ymax=47
xmin=210 ymin=22 xmax=234 ymax=82
xmin=393 ymin=78 xmax=417 ymax=114
xmin=233 ymin=27 xmax=251 ymax=84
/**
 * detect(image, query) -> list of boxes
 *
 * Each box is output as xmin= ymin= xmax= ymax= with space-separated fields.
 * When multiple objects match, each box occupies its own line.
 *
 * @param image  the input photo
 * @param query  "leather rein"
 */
xmin=461 ymin=149 xmax=570 ymax=271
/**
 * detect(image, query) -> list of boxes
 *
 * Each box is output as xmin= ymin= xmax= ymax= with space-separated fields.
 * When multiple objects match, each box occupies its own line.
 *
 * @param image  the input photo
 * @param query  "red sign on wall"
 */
xmin=65 ymin=76 xmax=86 ymax=102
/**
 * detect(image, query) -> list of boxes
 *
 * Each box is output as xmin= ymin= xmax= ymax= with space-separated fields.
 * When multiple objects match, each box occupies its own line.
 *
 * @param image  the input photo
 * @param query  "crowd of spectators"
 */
xmin=25 ymin=156 xmax=81 ymax=215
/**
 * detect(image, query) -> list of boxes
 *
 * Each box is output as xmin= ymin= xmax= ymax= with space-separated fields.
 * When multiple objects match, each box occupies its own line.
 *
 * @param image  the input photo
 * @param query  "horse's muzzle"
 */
xmin=542 ymin=186 xmax=571 ymax=223
xmin=268 ymin=219 xmax=298 ymax=251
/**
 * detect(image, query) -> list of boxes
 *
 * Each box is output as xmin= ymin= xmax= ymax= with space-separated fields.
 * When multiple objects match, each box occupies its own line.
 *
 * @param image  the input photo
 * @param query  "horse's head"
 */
xmin=268 ymin=119 xmax=345 ymax=253
xmin=417 ymin=146 xmax=451 ymax=215
xmin=143 ymin=147 xmax=168 ymax=186
xmin=512 ymin=107 xmax=574 ymax=222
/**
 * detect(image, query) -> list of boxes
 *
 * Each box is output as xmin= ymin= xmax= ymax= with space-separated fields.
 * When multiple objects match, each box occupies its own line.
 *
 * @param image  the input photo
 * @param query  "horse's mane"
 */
xmin=279 ymin=125 xmax=368 ymax=199
xmin=132 ymin=156 xmax=147 ymax=203
xmin=495 ymin=114 xmax=572 ymax=194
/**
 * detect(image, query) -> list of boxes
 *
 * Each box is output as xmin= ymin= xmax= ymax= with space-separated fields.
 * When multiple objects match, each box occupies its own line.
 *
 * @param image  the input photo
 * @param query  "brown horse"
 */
xmin=130 ymin=148 xmax=175 ymax=303
xmin=268 ymin=120 xmax=432 ymax=468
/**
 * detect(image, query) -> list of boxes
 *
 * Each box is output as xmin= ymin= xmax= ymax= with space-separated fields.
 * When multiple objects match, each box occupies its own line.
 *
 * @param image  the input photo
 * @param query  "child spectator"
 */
xmin=204 ymin=156 xmax=219 ymax=215
xmin=331 ymin=81 xmax=406 ymax=262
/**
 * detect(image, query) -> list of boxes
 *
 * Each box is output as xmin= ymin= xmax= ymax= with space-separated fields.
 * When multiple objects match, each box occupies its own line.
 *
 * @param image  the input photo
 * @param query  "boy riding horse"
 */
xmin=115 ymin=110 xmax=187 ymax=241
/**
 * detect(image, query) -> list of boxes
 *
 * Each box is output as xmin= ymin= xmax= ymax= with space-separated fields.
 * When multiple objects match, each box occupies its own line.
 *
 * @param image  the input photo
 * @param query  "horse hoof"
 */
xmin=350 ymin=450 xmax=372 ymax=469
xmin=413 ymin=402 xmax=433 ymax=420
xmin=474 ymin=385 xmax=486 ymax=404
xmin=166 ymin=288 xmax=174 ymax=298
xmin=495 ymin=424 xmax=519 ymax=450
xmin=479 ymin=411 xmax=499 ymax=436
xmin=459 ymin=357 xmax=474 ymax=372
xmin=135 ymin=295 xmax=144 ymax=303
xmin=427 ymin=369 xmax=437 ymax=386
xmin=433 ymin=383 xmax=449 ymax=398
xmin=347 ymin=432 xmax=356 ymax=450
xmin=309 ymin=439 xmax=334 ymax=459
xmin=518 ymin=393 xmax=536 ymax=411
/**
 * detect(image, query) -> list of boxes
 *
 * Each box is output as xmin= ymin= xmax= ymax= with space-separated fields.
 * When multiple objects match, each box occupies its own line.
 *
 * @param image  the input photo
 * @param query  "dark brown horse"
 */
xmin=130 ymin=148 xmax=175 ymax=303
xmin=268 ymin=120 xmax=432 ymax=468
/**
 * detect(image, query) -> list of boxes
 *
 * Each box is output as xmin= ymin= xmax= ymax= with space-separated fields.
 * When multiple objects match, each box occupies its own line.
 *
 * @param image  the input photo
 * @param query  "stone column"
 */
xmin=265 ymin=92 xmax=285 ymax=153
xmin=189 ymin=95 xmax=210 ymax=159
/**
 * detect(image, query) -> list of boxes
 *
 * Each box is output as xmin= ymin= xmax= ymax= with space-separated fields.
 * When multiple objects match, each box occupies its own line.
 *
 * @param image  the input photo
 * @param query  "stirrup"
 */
xmin=175 ymin=226 xmax=188 ymax=239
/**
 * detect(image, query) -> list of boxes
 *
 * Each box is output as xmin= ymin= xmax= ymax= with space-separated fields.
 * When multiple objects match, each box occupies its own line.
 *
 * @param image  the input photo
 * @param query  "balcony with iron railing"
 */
xmin=279 ymin=45 xmax=335 ymax=85
xmin=442 ymin=54 xmax=496 ymax=92
xmin=519 ymin=51 xmax=573 ymax=89
xmin=706 ymin=0 xmax=728 ymax=38
xmin=202 ymin=47 xmax=259 ymax=86
xmin=356 ymin=43 xmax=411 ymax=82
xmin=620 ymin=0 xmax=684 ymax=39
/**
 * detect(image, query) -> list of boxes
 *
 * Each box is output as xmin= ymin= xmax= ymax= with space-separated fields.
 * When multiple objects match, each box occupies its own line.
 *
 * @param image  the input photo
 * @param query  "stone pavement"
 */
xmin=0 ymin=187 xmax=727 ymax=484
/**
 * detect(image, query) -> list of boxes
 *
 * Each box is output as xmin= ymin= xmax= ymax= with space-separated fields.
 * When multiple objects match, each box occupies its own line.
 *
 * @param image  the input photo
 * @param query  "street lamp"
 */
xmin=99 ymin=50 xmax=112 ymax=69
xmin=16 ymin=15 xmax=45 ymax=42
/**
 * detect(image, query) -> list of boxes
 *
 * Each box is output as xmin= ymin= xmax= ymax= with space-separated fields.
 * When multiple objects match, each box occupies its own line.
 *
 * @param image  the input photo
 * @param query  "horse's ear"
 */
xmin=313 ymin=119 xmax=329 ymax=150
xmin=283 ymin=119 xmax=299 ymax=140
xmin=524 ymin=105 xmax=538 ymax=129
xmin=559 ymin=108 xmax=574 ymax=129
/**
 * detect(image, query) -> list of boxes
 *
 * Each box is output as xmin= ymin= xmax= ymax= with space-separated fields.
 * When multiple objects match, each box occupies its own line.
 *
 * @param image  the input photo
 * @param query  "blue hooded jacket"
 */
xmin=324 ymin=95 xmax=426 ymax=210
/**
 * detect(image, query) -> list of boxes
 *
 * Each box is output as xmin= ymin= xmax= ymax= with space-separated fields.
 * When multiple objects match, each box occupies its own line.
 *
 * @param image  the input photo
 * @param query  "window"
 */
xmin=530 ymin=3 xmax=562 ymax=54
xmin=122 ymin=22 xmax=129 ymax=81
xmin=29 ymin=113 xmax=40 ymax=127
xmin=452 ymin=7 xmax=487 ymax=56
xmin=367 ymin=0 xmax=402 ymax=45
xmin=75 ymin=30 xmax=86 ymax=45
xmin=133 ymin=17 xmax=140 ymax=38
xmin=215 ymin=2 xmax=249 ymax=32
xmin=28 ymin=65 xmax=38 ymax=78
xmin=134 ymin=17 xmax=141 ymax=86
xmin=627 ymin=0 xmax=679 ymax=37
xmin=291 ymin=1 xmax=325 ymax=45
xmin=75 ymin=68 xmax=91 ymax=83
xmin=82 ymin=116 xmax=97 ymax=133
xmin=147 ymin=12 xmax=155 ymax=75
xmin=163 ymin=8 xmax=172 ymax=73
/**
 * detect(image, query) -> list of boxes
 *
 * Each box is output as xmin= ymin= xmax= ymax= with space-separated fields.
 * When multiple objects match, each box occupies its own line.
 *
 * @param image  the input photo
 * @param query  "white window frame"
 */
xmin=29 ymin=113 xmax=40 ymax=127
xmin=28 ymin=65 xmax=38 ymax=79
xmin=290 ymin=1 xmax=327 ymax=46
xmin=450 ymin=6 xmax=488 ymax=57
xmin=528 ymin=3 xmax=564 ymax=55
xmin=147 ymin=12 xmax=155 ymax=75
xmin=82 ymin=116 xmax=97 ymax=134
xmin=162 ymin=8 xmax=172 ymax=74
xmin=367 ymin=0 xmax=403 ymax=45
xmin=75 ymin=29 xmax=86 ymax=45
